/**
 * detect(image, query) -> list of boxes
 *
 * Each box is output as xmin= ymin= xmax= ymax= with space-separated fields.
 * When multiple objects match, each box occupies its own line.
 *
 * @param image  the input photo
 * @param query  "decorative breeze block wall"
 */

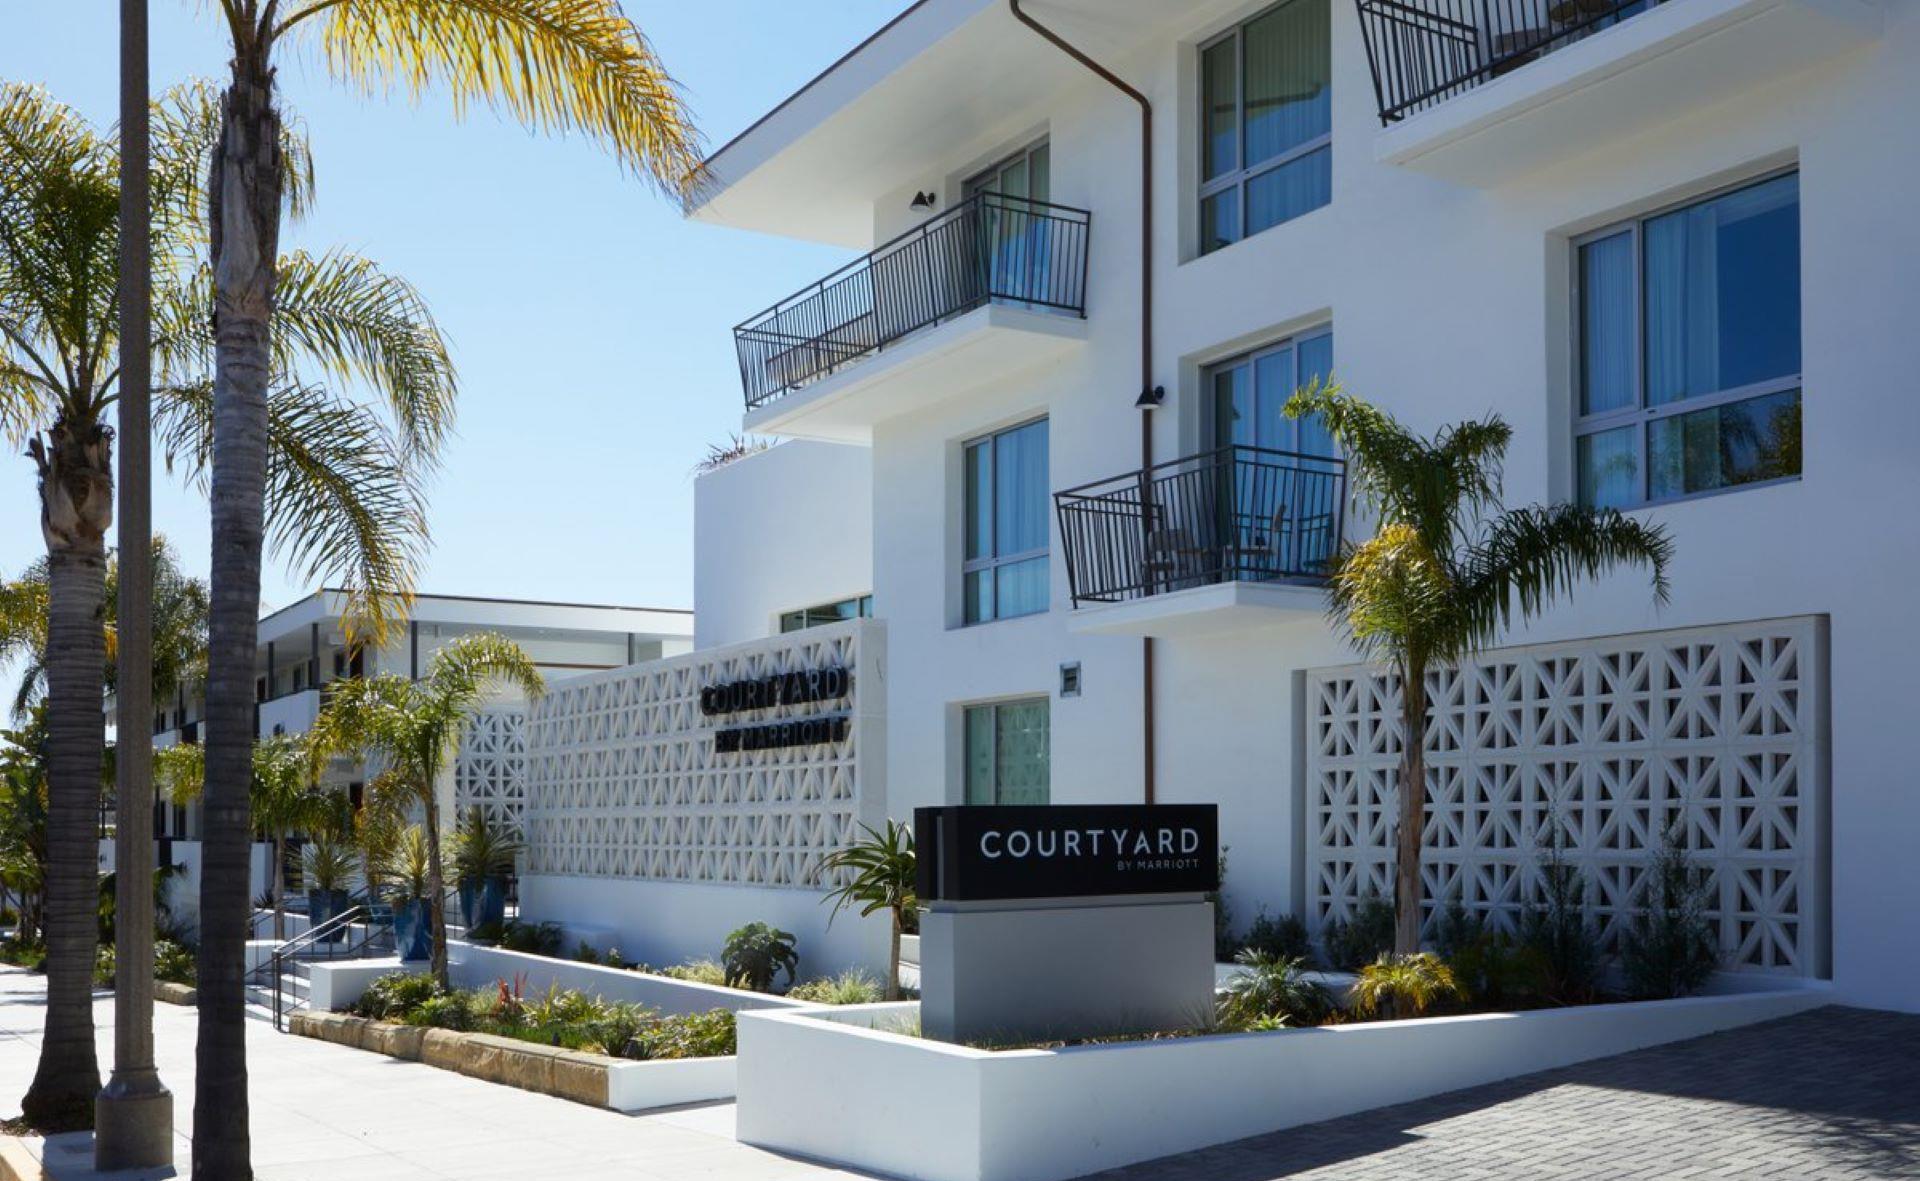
xmin=455 ymin=707 xmax=528 ymax=833
xmin=1304 ymin=617 xmax=1828 ymax=976
xmin=521 ymin=620 xmax=884 ymax=891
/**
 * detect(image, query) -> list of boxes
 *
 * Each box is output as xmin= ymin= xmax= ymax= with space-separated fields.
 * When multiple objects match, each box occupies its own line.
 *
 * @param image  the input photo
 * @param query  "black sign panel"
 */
xmin=916 ymin=804 xmax=1219 ymax=903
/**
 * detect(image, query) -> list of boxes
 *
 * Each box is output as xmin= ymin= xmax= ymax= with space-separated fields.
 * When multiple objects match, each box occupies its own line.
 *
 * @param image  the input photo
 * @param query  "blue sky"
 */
xmin=0 ymin=1 xmax=905 ymax=614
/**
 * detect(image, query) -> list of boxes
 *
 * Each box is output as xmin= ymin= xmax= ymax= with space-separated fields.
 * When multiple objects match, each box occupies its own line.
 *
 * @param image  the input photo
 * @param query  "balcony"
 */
xmin=256 ymin=687 xmax=323 ymax=739
xmin=1357 ymin=0 xmax=1881 ymax=184
xmin=733 ymin=192 xmax=1090 ymax=441
xmin=1054 ymin=447 xmax=1346 ymax=638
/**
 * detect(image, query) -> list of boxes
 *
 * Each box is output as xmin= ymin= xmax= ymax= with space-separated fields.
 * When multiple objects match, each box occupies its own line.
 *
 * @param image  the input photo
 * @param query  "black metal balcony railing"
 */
xmin=1054 ymin=446 xmax=1347 ymax=608
xmin=733 ymin=191 xmax=1091 ymax=410
xmin=1356 ymin=0 xmax=1664 ymax=124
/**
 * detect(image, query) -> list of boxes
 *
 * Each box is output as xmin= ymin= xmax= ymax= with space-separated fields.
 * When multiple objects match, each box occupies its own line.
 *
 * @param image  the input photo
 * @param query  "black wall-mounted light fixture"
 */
xmin=1134 ymin=385 xmax=1166 ymax=409
xmin=910 ymin=190 xmax=938 ymax=211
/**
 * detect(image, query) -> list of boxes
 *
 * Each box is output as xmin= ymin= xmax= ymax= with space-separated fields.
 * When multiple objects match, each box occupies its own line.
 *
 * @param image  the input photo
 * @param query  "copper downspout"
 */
xmin=1007 ymin=0 xmax=1159 ymax=805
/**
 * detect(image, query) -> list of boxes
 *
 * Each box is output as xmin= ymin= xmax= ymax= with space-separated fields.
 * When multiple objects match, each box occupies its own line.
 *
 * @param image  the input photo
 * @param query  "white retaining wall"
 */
xmin=306 ymin=944 xmax=816 ymax=1018
xmin=737 ymin=984 xmax=1829 ymax=1181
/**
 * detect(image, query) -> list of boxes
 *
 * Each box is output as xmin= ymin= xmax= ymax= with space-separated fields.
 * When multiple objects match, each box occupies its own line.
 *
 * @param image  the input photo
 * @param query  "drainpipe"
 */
xmin=1008 ymin=0 xmax=1161 ymax=805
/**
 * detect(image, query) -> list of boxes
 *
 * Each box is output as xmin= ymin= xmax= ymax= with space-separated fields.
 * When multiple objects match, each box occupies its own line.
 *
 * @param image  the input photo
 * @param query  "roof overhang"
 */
xmin=688 ymin=0 xmax=1214 ymax=247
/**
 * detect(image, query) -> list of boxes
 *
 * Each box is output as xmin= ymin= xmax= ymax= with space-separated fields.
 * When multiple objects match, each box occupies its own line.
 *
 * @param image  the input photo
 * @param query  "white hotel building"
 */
xmin=666 ymin=0 xmax=1920 ymax=1012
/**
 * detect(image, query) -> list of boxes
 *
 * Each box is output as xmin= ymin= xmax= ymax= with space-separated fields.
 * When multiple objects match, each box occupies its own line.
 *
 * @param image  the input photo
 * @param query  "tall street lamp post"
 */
xmin=96 ymin=0 xmax=174 ymax=1167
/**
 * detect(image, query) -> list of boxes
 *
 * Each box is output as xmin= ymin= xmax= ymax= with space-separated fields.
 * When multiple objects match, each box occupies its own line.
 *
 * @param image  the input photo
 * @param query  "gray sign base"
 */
xmin=919 ymin=892 xmax=1215 ymax=1046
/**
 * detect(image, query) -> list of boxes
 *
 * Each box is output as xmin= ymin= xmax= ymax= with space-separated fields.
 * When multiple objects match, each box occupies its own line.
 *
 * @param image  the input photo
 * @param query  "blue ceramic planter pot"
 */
xmin=306 ymin=888 xmax=351 ymax=941
xmin=459 ymin=877 xmax=507 ymax=933
xmin=395 ymin=897 xmax=433 ymax=962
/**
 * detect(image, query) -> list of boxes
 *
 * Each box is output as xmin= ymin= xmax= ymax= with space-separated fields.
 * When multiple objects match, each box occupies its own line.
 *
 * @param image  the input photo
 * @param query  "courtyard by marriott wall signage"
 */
xmin=915 ymin=804 xmax=1219 ymax=902
xmin=702 ymin=666 xmax=852 ymax=753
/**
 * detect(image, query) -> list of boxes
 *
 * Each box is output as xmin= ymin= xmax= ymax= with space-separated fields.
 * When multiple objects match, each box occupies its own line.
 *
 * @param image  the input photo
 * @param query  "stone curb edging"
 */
xmin=156 ymin=981 xmax=197 ymax=1006
xmin=0 ymin=1134 xmax=44 ymax=1181
xmin=290 ymin=1010 xmax=610 ymax=1107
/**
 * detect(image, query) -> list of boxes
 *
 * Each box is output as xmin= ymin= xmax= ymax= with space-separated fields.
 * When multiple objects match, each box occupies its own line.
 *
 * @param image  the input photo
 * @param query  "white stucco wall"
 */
xmin=703 ymin=2 xmax=1919 ymax=1011
xmin=694 ymin=441 xmax=874 ymax=650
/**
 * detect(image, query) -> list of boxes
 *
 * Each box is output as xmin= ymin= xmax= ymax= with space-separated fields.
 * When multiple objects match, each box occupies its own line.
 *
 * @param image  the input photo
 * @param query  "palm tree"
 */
xmin=1285 ymin=384 xmax=1673 ymax=955
xmin=185 ymin=9 xmax=699 ymax=1167
xmin=305 ymin=632 xmax=545 ymax=990
xmin=0 ymin=80 xmax=453 ymax=1130
xmin=155 ymin=735 xmax=346 ymax=941
xmin=0 ymin=536 xmax=209 ymax=721
xmin=818 ymin=819 xmax=917 ymax=1001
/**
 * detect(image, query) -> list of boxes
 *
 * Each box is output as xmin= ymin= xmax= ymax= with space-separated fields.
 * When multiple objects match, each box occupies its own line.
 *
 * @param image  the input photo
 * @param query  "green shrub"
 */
xmin=572 ymin=940 xmax=601 ymax=964
xmin=1522 ymin=828 xmax=1603 ymax=1004
xmin=1217 ymin=950 xmax=1332 ymax=1030
xmin=721 ymin=922 xmax=798 ymax=993
xmin=93 ymin=943 xmax=115 ymax=987
xmin=406 ymin=991 xmax=479 ymax=1032
xmin=467 ymin=920 xmax=504 ymax=945
xmin=353 ymin=971 xmax=442 ymax=1020
xmin=631 ymin=1009 xmax=735 ymax=1060
xmin=786 ymin=970 xmax=883 ymax=1005
xmin=1350 ymin=953 xmax=1460 ymax=1020
xmin=1322 ymin=894 xmax=1395 ymax=971
xmin=1242 ymin=912 xmax=1312 ymax=963
xmin=657 ymin=958 xmax=726 ymax=985
xmin=1620 ymin=829 xmax=1719 ymax=1000
xmin=497 ymin=920 xmax=563 ymax=957
xmin=154 ymin=939 xmax=196 ymax=985
xmin=0 ymin=939 xmax=46 ymax=970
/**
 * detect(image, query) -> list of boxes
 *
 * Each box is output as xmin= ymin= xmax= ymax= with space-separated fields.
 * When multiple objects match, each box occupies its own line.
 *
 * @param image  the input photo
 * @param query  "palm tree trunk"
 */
xmin=423 ymin=787 xmax=450 ymax=991
xmin=1394 ymin=658 xmax=1429 ymax=956
xmin=21 ymin=432 xmax=109 ymax=1127
xmin=196 ymin=47 xmax=283 ymax=1180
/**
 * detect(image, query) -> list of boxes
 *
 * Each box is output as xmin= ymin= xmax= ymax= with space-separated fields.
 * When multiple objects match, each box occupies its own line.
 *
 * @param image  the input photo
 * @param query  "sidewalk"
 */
xmin=0 ymin=968 xmax=868 ymax=1180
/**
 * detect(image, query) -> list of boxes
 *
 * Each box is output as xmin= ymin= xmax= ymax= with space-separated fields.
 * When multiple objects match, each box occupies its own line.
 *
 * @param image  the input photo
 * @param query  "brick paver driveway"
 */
xmin=1083 ymin=1007 xmax=1920 ymax=1181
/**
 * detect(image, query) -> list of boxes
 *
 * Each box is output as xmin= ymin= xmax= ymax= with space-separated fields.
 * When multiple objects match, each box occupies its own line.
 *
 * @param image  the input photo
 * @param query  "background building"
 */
xmin=136 ymin=590 xmax=691 ymax=935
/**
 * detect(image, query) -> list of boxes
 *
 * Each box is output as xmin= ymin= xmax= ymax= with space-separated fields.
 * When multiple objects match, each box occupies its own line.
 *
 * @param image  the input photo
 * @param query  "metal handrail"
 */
xmin=261 ymin=902 xmax=396 ymax=1031
xmin=733 ymin=190 xmax=1092 ymax=409
xmin=1355 ymin=0 xmax=1665 ymax=124
xmin=1055 ymin=445 xmax=1347 ymax=607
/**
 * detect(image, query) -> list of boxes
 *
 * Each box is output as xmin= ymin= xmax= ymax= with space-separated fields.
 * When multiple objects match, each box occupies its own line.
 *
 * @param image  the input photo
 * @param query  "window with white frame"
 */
xmin=778 ymin=595 xmax=873 ymax=634
xmin=1199 ymin=0 xmax=1331 ymax=256
xmin=963 ymin=698 xmax=1050 ymax=805
xmin=1575 ymin=172 xmax=1802 ymax=508
xmin=963 ymin=417 xmax=1049 ymax=624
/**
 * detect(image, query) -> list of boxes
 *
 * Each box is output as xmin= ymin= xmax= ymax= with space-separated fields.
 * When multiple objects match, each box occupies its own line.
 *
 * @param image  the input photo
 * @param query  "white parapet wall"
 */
xmin=736 ymin=983 xmax=1830 ymax=1181
xmin=517 ymin=619 xmax=891 ymax=979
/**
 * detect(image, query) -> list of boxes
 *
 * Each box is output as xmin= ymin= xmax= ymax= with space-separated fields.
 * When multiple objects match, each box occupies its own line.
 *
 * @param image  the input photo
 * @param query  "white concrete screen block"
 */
xmin=517 ymin=619 xmax=891 ymax=977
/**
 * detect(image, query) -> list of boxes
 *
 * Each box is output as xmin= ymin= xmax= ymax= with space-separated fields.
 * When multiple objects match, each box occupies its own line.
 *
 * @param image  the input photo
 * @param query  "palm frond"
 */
xmin=277 ymin=0 xmax=706 ymax=199
xmin=0 ymin=82 xmax=118 ymax=427
xmin=154 ymin=378 xmax=428 ymax=645
xmin=1455 ymin=505 xmax=1673 ymax=646
xmin=1325 ymin=525 xmax=1457 ymax=666
xmin=423 ymin=632 xmax=545 ymax=722
xmin=270 ymin=249 xmax=457 ymax=466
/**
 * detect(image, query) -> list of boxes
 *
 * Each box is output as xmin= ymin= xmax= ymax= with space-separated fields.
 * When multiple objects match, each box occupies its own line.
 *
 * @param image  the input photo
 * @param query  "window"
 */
xmin=1208 ymin=328 xmax=1336 ymax=454
xmin=778 ymin=595 xmax=873 ymax=634
xmin=1199 ymin=0 xmax=1331 ymax=256
xmin=963 ymin=418 xmax=1049 ymax=624
xmin=1575 ymin=172 xmax=1801 ymax=508
xmin=964 ymin=699 xmax=1050 ymax=805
